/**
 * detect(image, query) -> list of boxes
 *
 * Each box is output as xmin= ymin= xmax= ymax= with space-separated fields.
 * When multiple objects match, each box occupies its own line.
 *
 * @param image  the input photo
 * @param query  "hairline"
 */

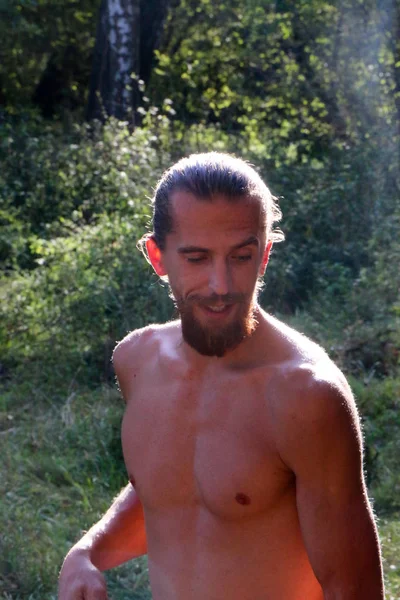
xmin=167 ymin=186 xmax=267 ymax=233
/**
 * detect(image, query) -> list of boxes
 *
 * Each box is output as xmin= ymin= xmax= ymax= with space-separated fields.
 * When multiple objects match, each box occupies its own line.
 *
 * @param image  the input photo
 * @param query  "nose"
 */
xmin=209 ymin=259 xmax=232 ymax=297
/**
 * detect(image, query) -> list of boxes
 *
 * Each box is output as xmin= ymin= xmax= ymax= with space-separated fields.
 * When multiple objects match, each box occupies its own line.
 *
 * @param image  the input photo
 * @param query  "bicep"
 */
xmin=296 ymin=462 xmax=377 ymax=589
xmin=279 ymin=381 xmax=383 ymax=596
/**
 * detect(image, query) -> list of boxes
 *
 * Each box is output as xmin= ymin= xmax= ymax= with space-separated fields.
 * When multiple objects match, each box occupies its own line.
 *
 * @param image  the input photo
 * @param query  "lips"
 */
xmin=201 ymin=303 xmax=233 ymax=317
xmin=206 ymin=304 xmax=228 ymax=312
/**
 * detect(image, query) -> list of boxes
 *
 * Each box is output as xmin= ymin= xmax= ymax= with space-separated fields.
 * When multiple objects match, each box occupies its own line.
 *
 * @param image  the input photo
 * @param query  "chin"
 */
xmin=180 ymin=301 xmax=258 ymax=357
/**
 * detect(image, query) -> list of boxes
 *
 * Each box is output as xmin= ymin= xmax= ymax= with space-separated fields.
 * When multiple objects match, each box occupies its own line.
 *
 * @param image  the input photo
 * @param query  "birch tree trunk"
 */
xmin=87 ymin=0 xmax=140 ymax=124
xmin=87 ymin=0 xmax=176 ymax=124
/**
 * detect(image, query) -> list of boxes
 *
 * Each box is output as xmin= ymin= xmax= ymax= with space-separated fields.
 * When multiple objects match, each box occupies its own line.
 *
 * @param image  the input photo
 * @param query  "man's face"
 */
xmin=151 ymin=192 xmax=271 ymax=357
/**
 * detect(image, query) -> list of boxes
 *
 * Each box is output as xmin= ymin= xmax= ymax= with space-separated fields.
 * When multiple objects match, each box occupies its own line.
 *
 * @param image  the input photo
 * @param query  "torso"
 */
xmin=119 ymin=312 xmax=326 ymax=599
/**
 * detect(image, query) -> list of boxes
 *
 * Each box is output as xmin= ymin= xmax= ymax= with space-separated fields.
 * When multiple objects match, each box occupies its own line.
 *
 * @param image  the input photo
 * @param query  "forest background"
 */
xmin=0 ymin=0 xmax=399 ymax=598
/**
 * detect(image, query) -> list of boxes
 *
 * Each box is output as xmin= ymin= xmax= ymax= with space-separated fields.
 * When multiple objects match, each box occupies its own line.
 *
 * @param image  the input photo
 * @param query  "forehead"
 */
xmin=169 ymin=191 xmax=264 ymax=245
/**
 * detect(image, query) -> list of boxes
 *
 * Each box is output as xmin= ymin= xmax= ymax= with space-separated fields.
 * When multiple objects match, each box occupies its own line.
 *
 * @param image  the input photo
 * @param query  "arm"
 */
xmin=58 ymin=484 xmax=147 ymax=599
xmin=75 ymin=482 xmax=147 ymax=570
xmin=84 ymin=329 xmax=148 ymax=570
xmin=59 ymin=332 xmax=148 ymax=598
xmin=278 ymin=370 xmax=384 ymax=599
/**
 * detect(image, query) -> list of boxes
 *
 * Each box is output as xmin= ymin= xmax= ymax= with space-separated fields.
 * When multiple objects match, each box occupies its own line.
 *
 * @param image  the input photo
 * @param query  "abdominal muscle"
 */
xmin=143 ymin=498 xmax=323 ymax=600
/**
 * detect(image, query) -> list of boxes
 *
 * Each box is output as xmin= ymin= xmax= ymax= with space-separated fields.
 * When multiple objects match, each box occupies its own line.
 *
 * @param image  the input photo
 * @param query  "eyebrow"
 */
xmin=177 ymin=235 xmax=259 ymax=254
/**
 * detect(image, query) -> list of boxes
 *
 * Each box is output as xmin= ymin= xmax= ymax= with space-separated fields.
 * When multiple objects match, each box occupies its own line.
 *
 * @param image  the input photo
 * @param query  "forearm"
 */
xmin=322 ymin=532 xmax=384 ymax=600
xmin=321 ymin=543 xmax=384 ymax=598
xmin=323 ymin=579 xmax=384 ymax=600
xmin=70 ymin=483 xmax=147 ymax=571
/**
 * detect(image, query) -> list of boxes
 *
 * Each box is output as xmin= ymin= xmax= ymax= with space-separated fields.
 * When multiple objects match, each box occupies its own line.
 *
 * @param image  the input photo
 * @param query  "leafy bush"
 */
xmin=1 ymin=111 xmax=398 ymax=399
xmin=351 ymin=377 xmax=400 ymax=510
xmin=0 ymin=216 xmax=172 ymax=397
xmin=0 ymin=115 xmax=171 ymax=270
xmin=284 ymin=206 xmax=399 ymax=379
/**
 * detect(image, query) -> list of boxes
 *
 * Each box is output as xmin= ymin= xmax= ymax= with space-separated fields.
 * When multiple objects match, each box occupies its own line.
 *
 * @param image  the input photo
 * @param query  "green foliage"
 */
xmin=0 ymin=115 xmax=170 ymax=269
xmin=0 ymin=2 xmax=399 ymax=595
xmin=1 ymin=386 xmax=151 ymax=598
xmin=152 ymin=0 xmax=399 ymax=155
xmin=0 ymin=110 xmax=181 ymax=395
xmin=351 ymin=377 xmax=400 ymax=510
xmin=1 ymin=107 xmax=398 ymax=395
xmin=380 ymin=516 xmax=400 ymax=598
xmin=0 ymin=215 xmax=172 ymax=395
xmin=0 ymin=0 xmax=98 ymax=111
xmin=283 ymin=203 xmax=400 ymax=379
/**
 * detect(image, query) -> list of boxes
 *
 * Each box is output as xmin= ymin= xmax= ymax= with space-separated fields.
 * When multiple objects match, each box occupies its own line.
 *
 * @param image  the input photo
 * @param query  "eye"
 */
xmin=186 ymin=255 xmax=207 ymax=263
xmin=232 ymin=254 xmax=252 ymax=262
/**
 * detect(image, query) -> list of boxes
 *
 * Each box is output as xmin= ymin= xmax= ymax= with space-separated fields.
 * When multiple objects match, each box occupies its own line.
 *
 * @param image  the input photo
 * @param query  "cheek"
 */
xmin=167 ymin=265 xmax=205 ymax=299
xmin=232 ymin=263 xmax=260 ymax=288
xmin=178 ymin=262 xmax=211 ymax=286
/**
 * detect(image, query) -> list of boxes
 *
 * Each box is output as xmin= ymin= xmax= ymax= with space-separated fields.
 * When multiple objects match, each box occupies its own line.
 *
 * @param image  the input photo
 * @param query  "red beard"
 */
xmin=175 ymin=292 xmax=258 ymax=357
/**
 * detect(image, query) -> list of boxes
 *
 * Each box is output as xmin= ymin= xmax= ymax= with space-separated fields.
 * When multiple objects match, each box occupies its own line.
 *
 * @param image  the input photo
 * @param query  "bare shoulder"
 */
xmin=113 ymin=324 xmax=158 ymax=368
xmin=112 ymin=320 xmax=181 ymax=398
xmin=275 ymin=357 xmax=359 ymax=433
xmin=265 ymin=315 xmax=362 ymax=466
xmin=114 ymin=320 xmax=179 ymax=363
xmin=265 ymin=312 xmax=353 ymax=401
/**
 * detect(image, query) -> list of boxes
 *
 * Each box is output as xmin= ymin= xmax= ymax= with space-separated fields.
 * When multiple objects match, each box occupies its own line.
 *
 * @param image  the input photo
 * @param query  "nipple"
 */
xmin=129 ymin=475 xmax=136 ymax=487
xmin=235 ymin=492 xmax=251 ymax=506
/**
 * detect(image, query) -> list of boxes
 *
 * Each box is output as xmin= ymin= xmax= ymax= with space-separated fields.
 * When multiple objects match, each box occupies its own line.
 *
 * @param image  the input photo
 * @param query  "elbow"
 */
xmin=321 ymin=572 xmax=384 ymax=600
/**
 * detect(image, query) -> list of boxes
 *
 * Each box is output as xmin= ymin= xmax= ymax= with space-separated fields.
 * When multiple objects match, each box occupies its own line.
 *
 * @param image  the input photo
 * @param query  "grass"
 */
xmin=1 ymin=380 xmax=399 ymax=598
xmin=0 ymin=383 xmax=146 ymax=598
xmin=380 ymin=516 xmax=400 ymax=599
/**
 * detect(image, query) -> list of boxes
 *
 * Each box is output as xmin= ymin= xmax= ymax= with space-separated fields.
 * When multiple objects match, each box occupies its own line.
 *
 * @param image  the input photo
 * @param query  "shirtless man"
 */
xmin=58 ymin=153 xmax=384 ymax=599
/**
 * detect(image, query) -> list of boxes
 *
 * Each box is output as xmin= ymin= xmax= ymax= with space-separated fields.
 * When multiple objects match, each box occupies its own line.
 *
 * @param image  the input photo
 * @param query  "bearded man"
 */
xmin=58 ymin=152 xmax=384 ymax=600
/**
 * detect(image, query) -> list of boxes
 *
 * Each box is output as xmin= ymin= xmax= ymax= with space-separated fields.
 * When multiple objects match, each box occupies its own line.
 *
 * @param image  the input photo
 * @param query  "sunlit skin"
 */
xmin=58 ymin=191 xmax=384 ymax=600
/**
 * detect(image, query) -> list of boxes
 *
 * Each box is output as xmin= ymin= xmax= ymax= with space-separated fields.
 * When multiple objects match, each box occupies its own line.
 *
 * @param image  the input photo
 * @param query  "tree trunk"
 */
xmin=87 ymin=0 xmax=141 ymax=124
xmin=139 ymin=0 xmax=177 ymax=84
xmin=33 ymin=46 xmax=87 ymax=117
xmin=87 ymin=0 xmax=176 ymax=124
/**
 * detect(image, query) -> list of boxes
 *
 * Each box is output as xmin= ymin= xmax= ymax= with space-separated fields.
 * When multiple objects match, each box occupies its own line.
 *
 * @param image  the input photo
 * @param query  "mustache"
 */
xmin=176 ymin=293 xmax=246 ymax=309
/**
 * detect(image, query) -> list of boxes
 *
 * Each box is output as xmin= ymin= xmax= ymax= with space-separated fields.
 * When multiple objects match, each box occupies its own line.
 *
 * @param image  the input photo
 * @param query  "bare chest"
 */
xmin=121 ymin=372 xmax=291 ymax=519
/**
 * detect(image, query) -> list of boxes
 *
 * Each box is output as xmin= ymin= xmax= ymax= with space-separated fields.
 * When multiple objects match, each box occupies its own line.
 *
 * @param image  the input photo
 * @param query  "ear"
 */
xmin=259 ymin=240 xmax=273 ymax=276
xmin=146 ymin=237 xmax=167 ymax=277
